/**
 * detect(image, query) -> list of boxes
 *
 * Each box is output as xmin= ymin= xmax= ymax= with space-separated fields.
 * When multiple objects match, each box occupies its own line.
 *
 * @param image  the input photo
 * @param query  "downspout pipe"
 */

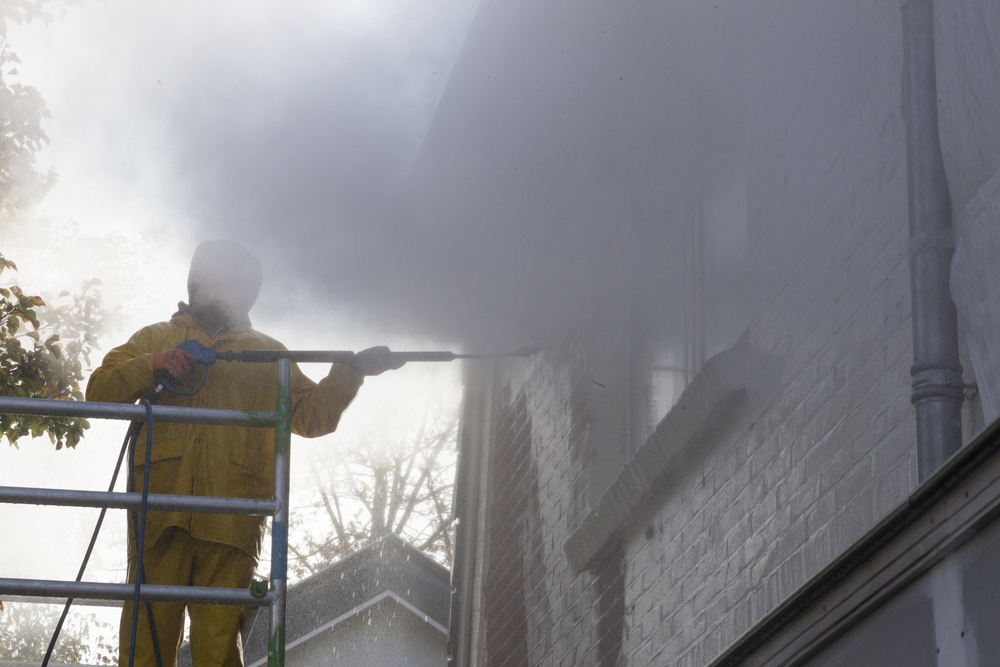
xmin=901 ymin=0 xmax=964 ymax=481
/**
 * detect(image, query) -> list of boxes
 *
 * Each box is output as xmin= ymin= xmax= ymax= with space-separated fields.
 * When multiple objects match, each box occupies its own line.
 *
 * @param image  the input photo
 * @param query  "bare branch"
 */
xmin=290 ymin=393 xmax=460 ymax=571
xmin=312 ymin=461 xmax=348 ymax=545
xmin=287 ymin=542 xmax=319 ymax=576
xmin=317 ymin=486 xmax=348 ymax=546
xmin=394 ymin=429 xmax=451 ymax=534
xmin=386 ymin=406 xmax=429 ymax=526
xmin=417 ymin=516 xmax=456 ymax=552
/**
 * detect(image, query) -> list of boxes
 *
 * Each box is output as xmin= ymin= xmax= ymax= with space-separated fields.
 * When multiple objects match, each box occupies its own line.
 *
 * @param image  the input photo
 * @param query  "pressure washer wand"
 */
xmin=214 ymin=346 xmax=539 ymax=364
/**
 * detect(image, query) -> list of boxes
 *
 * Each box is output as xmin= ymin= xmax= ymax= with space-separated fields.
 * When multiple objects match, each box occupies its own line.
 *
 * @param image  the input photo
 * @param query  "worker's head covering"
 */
xmin=186 ymin=239 xmax=263 ymax=325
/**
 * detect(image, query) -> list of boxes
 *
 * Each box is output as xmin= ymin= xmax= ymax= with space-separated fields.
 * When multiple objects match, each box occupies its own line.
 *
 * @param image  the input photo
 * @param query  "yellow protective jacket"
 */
xmin=86 ymin=314 xmax=363 ymax=558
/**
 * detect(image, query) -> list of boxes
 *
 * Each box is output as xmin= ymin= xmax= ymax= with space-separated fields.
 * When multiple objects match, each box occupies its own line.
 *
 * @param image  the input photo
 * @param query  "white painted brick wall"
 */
xmin=492 ymin=350 xmax=606 ymax=667
xmin=624 ymin=1 xmax=919 ymax=664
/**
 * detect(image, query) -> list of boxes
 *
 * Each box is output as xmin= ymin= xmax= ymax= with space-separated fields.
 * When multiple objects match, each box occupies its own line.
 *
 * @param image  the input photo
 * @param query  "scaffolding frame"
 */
xmin=0 ymin=357 xmax=295 ymax=667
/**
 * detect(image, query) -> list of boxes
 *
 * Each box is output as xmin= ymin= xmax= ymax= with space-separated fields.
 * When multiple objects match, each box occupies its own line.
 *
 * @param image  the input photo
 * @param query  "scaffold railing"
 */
xmin=0 ymin=356 xmax=295 ymax=667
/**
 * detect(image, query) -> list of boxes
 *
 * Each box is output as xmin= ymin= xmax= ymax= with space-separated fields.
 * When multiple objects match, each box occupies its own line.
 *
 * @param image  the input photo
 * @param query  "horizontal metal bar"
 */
xmin=0 ymin=486 xmax=278 ymax=516
xmin=0 ymin=578 xmax=274 ymax=606
xmin=0 ymin=396 xmax=276 ymax=428
xmin=2 ymin=594 xmax=123 ymax=608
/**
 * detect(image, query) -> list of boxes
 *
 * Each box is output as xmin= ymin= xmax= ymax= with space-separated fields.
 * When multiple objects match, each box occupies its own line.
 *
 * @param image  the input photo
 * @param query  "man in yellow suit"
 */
xmin=87 ymin=240 xmax=401 ymax=667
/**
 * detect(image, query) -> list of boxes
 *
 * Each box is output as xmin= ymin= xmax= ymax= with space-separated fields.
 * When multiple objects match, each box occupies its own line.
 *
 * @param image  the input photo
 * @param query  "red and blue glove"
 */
xmin=152 ymin=349 xmax=196 ymax=383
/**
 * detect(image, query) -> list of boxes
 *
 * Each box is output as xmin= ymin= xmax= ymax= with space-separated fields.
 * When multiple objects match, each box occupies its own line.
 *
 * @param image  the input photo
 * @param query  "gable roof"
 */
xmin=241 ymin=533 xmax=451 ymax=665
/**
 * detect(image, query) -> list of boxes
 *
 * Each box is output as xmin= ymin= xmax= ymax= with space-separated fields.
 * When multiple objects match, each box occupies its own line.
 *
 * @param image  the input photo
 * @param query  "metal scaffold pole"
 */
xmin=0 ymin=486 xmax=278 ymax=515
xmin=268 ymin=357 xmax=292 ymax=667
xmin=0 ymin=381 xmax=291 ymax=659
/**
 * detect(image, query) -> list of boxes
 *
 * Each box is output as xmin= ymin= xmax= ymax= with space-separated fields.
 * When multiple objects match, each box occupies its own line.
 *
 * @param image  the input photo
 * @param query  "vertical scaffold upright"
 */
xmin=0 ymin=356 xmax=295 ymax=667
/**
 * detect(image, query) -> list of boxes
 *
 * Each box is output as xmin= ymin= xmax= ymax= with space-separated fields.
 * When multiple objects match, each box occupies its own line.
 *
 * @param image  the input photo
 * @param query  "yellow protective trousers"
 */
xmin=120 ymin=527 xmax=255 ymax=667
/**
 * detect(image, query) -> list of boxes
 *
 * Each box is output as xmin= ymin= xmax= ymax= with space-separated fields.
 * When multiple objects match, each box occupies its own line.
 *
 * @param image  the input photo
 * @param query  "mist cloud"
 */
xmin=175 ymin=0 xmax=748 ymax=351
xmin=24 ymin=0 xmax=748 ymax=352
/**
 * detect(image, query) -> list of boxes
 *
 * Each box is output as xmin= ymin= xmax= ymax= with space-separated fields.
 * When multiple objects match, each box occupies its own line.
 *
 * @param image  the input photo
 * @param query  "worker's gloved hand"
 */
xmin=349 ymin=346 xmax=406 ymax=377
xmin=152 ymin=349 xmax=197 ymax=383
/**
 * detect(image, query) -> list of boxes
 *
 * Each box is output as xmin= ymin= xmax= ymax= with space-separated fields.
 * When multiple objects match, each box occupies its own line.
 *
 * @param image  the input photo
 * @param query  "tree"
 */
xmin=0 ymin=258 xmax=110 ymax=448
xmin=0 ymin=0 xmax=107 ymax=449
xmin=287 ymin=401 xmax=459 ymax=578
xmin=0 ymin=1 xmax=62 ymax=218
xmin=0 ymin=601 xmax=116 ymax=664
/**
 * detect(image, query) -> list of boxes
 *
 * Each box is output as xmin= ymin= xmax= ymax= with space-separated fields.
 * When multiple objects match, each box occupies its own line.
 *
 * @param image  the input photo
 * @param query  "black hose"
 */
xmin=126 ymin=400 xmax=164 ymax=667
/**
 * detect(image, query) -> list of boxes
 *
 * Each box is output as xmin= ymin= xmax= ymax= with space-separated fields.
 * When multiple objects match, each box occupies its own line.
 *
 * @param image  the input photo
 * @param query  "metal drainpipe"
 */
xmin=901 ymin=0 xmax=965 ymax=481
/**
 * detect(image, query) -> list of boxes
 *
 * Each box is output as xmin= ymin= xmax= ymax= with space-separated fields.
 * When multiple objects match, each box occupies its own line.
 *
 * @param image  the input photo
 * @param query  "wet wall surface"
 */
xmin=806 ymin=583 xmax=936 ymax=667
xmin=805 ymin=512 xmax=1000 ymax=667
xmin=960 ymin=516 xmax=1000 ymax=662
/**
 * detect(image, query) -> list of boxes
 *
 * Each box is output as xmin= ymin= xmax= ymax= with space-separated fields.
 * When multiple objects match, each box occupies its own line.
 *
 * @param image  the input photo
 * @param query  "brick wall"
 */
xmin=479 ymin=350 xmax=614 ymax=667
xmin=595 ymin=545 xmax=626 ymax=667
xmin=484 ymin=387 xmax=534 ymax=665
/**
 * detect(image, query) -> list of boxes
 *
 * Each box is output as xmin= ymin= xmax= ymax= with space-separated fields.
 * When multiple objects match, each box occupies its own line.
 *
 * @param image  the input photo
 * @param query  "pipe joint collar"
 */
xmin=911 ymin=366 xmax=965 ymax=404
